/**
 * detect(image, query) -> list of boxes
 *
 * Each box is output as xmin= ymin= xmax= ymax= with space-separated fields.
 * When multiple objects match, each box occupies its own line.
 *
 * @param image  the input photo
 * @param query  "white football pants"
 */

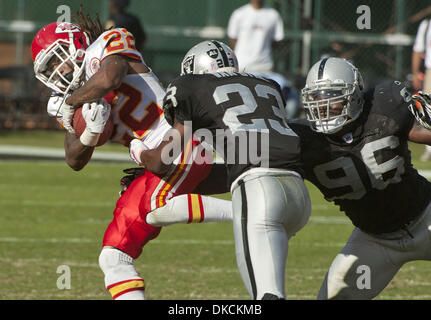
xmin=231 ymin=170 xmax=311 ymax=300
xmin=318 ymin=200 xmax=431 ymax=299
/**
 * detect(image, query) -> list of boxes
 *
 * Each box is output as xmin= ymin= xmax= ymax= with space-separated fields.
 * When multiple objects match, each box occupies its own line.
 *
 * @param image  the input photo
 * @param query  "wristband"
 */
xmin=79 ymin=128 xmax=101 ymax=147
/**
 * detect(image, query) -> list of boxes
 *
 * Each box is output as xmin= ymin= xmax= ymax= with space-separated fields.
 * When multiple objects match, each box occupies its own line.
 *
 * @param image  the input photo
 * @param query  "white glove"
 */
xmin=79 ymin=99 xmax=111 ymax=147
xmin=58 ymin=95 xmax=75 ymax=134
xmin=81 ymin=99 xmax=111 ymax=134
xmin=129 ymin=138 xmax=148 ymax=166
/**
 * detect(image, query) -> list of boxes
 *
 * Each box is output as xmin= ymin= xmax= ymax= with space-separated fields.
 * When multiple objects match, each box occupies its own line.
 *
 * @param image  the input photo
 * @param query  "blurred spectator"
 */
xmin=227 ymin=0 xmax=284 ymax=73
xmin=411 ymin=18 xmax=430 ymax=92
xmin=412 ymin=17 xmax=431 ymax=160
xmin=105 ymin=0 xmax=146 ymax=52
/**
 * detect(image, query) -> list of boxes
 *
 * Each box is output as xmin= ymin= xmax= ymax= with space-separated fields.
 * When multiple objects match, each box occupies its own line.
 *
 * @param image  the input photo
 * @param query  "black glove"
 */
xmin=409 ymin=91 xmax=431 ymax=130
xmin=119 ymin=167 xmax=146 ymax=196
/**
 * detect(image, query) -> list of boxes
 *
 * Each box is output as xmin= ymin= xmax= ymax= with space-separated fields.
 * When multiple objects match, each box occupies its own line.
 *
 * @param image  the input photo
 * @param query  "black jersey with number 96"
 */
xmin=289 ymin=81 xmax=431 ymax=234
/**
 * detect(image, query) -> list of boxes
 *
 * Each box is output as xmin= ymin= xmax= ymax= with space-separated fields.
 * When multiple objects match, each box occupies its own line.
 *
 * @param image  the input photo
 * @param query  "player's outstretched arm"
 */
xmin=408 ymin=123 xmax=431 ymax=145
xmin=130 ymin=120 xmax=186 ymax=176
xmin=64 ymin=131 xmax=95 ymax=171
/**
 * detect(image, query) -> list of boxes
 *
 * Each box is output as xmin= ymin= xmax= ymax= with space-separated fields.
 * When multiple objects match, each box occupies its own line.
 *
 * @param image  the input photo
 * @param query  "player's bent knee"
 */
xmin=98 ymin=248 xmax=145 ymax=300
xmin=284 ymin=199 xmax=311 ymax=238
xmin=145 ymin=204 xmax=177 ymax=226
xmin=275 ymin=177 xmax=311 ymax=237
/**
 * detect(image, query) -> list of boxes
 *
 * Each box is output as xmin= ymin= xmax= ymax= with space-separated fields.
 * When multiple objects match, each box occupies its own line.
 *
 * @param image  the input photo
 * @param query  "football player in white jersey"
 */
xmin=31 ymin=13 xmax=232 ymax=300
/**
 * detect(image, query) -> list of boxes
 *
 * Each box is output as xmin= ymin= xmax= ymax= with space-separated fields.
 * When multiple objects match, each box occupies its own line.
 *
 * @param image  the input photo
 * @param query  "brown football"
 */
xmin=72 ymin=107 xmax=114 ymax=147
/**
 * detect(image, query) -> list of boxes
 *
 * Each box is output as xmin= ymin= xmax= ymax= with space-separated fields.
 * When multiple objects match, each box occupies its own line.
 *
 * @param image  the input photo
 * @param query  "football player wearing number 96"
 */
xmin=132 ymin=40 xmax=312 ymax=300
xmin=288 ymin=57 xmax=431 ymax=299
xmin=31 ymin=8 xmax=233 ymax=300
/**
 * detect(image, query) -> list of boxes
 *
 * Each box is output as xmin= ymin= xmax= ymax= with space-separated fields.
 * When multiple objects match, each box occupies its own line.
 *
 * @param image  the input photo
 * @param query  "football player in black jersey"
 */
xmin=289 ymin=57 xmax=431 ymax=299
xmin=130 ymin=40 xmax=311 ymax=300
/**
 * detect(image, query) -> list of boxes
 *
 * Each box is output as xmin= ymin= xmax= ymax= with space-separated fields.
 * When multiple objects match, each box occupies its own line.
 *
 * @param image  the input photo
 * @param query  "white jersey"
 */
xmin=413 ymin=19 xmax=431 ymax=69
xmin=227 ymin=4 xmax=284 ymax=72
xmin=48 ymin=27 xmax=170 ymax=148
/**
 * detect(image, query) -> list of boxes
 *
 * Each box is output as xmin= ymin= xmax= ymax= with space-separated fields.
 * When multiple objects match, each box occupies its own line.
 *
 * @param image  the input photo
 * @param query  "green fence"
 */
xmin=0 ymin=0 xmax=247 ymax=77
xmin=0 ymin=0 xmax=430 ymax=87
xmin=276 ymin=0 xmax=431 ymax=85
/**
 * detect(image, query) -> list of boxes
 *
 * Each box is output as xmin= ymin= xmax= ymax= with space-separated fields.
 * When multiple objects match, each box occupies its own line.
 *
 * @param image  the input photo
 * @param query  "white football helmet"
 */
xmin=180 ymin=40 xmax=239 ymax=75
xmin=301 ymin=57 xmax=364 ymax=134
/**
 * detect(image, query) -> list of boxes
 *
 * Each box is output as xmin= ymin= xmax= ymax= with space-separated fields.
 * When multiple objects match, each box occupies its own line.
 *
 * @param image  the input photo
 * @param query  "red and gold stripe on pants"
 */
xmin=187 ymin=194 xmax=204 ymax=224
xmin=107 ymin=278 xmax=145 ymax=300
xmin=157 ymin=139 xmax=193 ymax=207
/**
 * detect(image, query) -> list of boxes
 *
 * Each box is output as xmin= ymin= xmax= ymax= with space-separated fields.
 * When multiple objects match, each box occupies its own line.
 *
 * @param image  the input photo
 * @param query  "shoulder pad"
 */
xmin=371 ymin=80 xmax=411 ymax=111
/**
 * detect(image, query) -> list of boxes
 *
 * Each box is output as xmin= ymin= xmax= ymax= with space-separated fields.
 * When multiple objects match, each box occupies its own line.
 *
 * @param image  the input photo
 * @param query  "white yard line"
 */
xmin=0 ymin=199 xmax=113 ymax=208
xmin=0 ymin=237 xmax=347 ymax=247
xmin=0 ymin=237 xmax=95 ymax=243
xmin=309 ymin=216 xmax=350 ymax=224
xmin=0 ymin=145 xmax=130 ymax=163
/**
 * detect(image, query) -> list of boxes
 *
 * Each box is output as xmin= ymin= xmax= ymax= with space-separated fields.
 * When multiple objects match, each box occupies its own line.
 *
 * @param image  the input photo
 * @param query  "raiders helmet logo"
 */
xmin=182 ymin=55 xmax=195 ymax=74
xmin=207 ymin=49 xmax=219 ymax=59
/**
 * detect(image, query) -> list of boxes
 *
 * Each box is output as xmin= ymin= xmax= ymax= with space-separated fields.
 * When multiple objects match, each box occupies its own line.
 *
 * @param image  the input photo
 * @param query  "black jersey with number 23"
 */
xmin=163 ymin=72 xmax=302 ymax=186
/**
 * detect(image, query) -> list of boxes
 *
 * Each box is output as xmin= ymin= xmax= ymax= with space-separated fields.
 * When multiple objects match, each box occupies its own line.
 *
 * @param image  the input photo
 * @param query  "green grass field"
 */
xmin=1 ymin=130 xmax=431 ymax=300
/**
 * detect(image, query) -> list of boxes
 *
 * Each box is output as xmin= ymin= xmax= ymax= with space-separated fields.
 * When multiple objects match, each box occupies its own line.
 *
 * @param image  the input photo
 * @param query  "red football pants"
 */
xmin=103 ymin=141 xmax=212 ymax=259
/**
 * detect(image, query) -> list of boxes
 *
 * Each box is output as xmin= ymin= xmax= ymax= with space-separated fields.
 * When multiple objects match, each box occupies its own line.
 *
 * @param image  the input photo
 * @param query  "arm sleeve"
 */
xmin=413 ymin=20 xmax=428 ymax=53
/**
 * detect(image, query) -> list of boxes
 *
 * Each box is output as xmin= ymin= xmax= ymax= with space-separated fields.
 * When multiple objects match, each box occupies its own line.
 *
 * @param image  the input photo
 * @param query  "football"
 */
xmin=72 ymin=107 xmax=114 ymax=147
